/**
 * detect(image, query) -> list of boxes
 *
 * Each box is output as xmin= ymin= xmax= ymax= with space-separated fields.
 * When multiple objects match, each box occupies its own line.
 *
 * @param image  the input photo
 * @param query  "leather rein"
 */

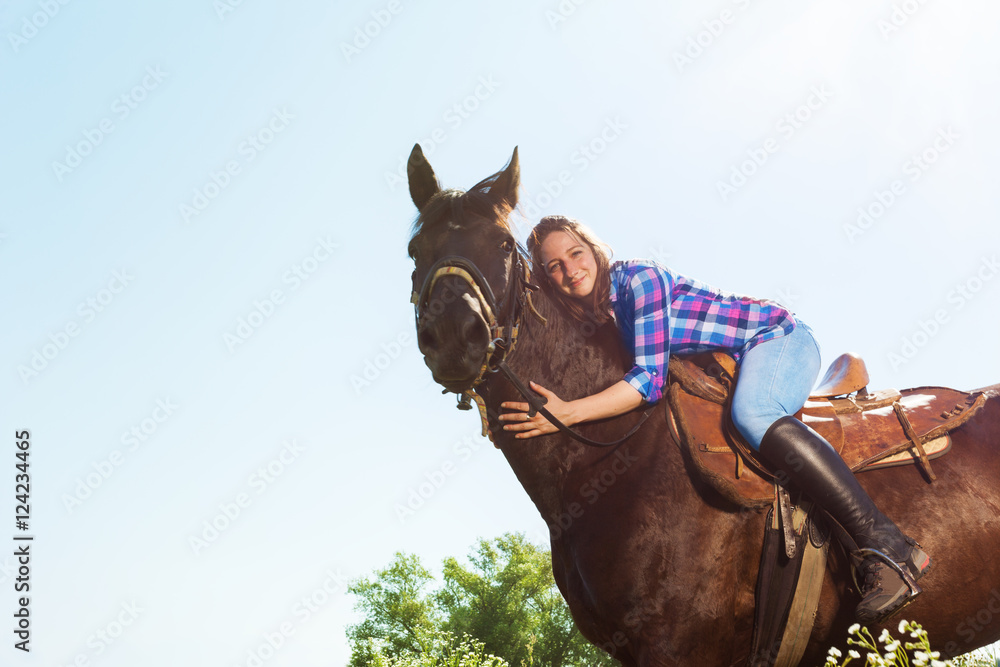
xmin=412 ymin=250 xmax=652 ymax=448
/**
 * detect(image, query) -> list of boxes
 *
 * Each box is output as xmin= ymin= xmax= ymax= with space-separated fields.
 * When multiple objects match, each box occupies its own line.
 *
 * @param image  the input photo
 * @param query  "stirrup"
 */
xmin=849 ymin=547 xmax=922 ymax=596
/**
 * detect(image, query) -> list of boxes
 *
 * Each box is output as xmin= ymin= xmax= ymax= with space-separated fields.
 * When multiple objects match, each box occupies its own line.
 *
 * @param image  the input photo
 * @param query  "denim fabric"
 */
xmin=730 ymin=323 xmax=822 ymax=450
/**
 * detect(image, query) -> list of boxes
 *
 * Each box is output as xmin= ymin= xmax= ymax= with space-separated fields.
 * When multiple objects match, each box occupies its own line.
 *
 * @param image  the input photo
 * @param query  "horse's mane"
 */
xmin=407 ymin=170 xmax=517 ymax=256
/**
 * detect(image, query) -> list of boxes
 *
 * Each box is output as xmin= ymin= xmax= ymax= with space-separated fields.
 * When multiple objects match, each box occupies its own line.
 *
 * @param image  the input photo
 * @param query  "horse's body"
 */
xmin=406 ymin=145 xmax=1000 ymax=666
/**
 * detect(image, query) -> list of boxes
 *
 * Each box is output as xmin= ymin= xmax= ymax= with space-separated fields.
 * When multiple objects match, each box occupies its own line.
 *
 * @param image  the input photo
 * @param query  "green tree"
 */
xmin=437 ymin=533 xmax=611 ymax=667
xmin=345 ymin=533 xmax=616 ymax=667
xmin=346 ymin=553 xmax=442 ymax=667
xmin=369 ymin=631 xmax=510 ymax=667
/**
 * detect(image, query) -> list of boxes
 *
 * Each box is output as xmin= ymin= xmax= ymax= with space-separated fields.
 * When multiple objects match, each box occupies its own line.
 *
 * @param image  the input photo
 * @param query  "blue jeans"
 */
xmin=730 ymin=324 xmax=821 ymax=450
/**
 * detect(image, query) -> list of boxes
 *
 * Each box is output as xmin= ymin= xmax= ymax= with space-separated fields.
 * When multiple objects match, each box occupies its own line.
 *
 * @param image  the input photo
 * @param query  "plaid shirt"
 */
xmin=609 ymin=260 xmax=798 ymax=404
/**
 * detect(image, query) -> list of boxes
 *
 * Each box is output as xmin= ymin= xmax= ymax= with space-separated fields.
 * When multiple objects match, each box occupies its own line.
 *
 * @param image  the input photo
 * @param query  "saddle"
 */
xmin=666 ymin=351 xmax=987 ymax=509
xmin=665 ymin=351 xmax=986 ymax=667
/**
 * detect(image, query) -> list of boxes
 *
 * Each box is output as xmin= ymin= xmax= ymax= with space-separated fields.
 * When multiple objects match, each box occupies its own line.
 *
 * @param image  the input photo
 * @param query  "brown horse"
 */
xmin=405 ymin=144 xmax=1000 ymax=666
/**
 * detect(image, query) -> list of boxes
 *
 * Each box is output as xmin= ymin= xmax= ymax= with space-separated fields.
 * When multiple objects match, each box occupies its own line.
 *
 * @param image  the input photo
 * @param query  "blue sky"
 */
xmin=2 ymin=1 xmax=999 ymax=665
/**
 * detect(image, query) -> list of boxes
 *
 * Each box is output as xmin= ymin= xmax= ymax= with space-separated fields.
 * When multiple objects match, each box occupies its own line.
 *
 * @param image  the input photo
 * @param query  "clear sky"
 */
xmin=2 ymin=1 xmax=999 ymax=665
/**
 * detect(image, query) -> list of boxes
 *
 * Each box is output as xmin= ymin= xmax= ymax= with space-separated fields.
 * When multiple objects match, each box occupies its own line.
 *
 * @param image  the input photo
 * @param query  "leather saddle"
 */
xmin=666 ymin=351 xmax=987 ymax=508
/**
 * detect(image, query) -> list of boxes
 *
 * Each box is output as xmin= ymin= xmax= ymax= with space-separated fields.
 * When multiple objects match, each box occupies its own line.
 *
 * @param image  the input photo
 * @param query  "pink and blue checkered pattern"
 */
xmin=609 ymin=260 xmax=797 ymax=403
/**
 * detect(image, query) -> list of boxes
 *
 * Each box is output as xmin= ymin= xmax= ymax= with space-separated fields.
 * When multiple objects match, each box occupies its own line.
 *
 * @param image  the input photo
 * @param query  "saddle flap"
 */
xmin=669 ymin=383 xmax=775 ymax=507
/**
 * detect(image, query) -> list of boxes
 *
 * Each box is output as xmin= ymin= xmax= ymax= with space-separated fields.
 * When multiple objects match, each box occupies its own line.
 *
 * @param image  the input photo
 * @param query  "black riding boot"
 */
xmin=759 ymin=416 xmax=931 ymax=625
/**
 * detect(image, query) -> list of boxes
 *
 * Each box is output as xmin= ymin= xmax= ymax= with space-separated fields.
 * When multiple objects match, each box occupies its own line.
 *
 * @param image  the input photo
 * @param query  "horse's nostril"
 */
xmin=418 ymin=327 xmax=437 ymax=352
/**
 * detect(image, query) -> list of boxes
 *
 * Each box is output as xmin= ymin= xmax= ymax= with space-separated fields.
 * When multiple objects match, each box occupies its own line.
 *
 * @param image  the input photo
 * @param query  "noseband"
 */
xmin=411 ymin=252 xmax=537 ymax=392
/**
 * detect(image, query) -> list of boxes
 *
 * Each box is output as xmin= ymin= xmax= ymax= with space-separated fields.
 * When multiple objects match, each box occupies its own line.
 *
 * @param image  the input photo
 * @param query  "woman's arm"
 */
xmin=499 ymin=379 xmax=644 ymax=439
xmin=499 ymin=263 xmax=671 ymax=439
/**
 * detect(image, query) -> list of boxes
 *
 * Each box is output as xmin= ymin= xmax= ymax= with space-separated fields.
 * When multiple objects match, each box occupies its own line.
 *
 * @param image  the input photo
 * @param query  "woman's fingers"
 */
xmin=515 ymin=422 xmax=555 ymax=439
xmin=499 ymin=401 xmax=530 ymax=415
xmin=503 ymin=415 xmax=536 ymax=430
xmin=499 ymin=388 xmax=562 ymax=438
xmin=498 ymin=410 xmax=555 ymax=438
xmin=528 ymin=380 xmax=553 ymax=397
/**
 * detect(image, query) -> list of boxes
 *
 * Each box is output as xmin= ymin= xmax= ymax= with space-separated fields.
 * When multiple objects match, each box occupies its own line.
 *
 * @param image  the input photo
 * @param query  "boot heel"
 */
xmin=854 ymin=548 xmax=929 ymax=625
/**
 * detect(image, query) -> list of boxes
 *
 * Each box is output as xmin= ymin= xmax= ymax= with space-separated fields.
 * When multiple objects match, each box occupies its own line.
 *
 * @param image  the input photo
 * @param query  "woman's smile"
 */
xmin=540 ymin=230 xmax=598 ymax=299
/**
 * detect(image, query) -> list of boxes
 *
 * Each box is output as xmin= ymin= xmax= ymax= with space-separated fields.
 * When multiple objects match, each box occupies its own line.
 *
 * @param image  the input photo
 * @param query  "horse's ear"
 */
xmin=407 ymin=144 xmax=441 ymax=212
xmin=489 ymin=146 xmax=520 ymax=210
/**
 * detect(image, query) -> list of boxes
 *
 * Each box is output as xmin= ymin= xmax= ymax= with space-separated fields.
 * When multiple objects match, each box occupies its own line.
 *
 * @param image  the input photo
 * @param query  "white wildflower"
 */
xmin=898 ymin=620 xmax=909 ymax=633
xmin=849 ymin=623 xmax=861 ymax=635
xmin=849 ymin=650 xmax=861 ymax=659
xmin=829 ymin=646 xmax=843 ymax=658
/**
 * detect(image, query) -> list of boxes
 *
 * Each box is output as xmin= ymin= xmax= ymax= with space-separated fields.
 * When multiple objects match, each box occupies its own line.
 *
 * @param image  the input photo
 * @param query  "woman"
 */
xmin=498 ymin=215 xmax=930 ymax=625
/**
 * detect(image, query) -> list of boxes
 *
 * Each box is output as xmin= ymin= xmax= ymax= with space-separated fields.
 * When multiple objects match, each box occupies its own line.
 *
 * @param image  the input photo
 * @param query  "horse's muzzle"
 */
xmin=417 ymin=296 xmax=491 ymax=392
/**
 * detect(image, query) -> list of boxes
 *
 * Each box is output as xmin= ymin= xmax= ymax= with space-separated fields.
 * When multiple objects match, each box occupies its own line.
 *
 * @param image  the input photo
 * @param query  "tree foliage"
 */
xmin=346 ymin=534 xmax=616 ymax=667
xmin=368 ymin=631 xmax=510 ymax=667
xmin=347 ymin=552 xmax=442 ymax=665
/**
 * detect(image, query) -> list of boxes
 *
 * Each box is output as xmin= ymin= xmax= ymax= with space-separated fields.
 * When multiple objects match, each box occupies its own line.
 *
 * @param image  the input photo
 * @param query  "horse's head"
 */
xmin=406 ymin=144 xmax=525 ymax=394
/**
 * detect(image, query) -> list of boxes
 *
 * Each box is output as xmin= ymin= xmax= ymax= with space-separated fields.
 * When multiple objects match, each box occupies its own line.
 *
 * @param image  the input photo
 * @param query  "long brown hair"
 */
xmin=526 ymin=215 xmax=613 ymax=324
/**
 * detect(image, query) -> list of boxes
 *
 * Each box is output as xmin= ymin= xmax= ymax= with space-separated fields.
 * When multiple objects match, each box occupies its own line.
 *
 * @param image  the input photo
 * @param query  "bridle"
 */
xmin=411 ymin=251 xmax=537 ymax=391
xmin=412 ymin=248 xmax=652 ymax=448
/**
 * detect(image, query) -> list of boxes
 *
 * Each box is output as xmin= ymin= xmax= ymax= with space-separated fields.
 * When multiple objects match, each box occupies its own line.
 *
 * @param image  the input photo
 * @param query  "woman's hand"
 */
xmin=498 ymin=379 xmax=643 ymax=440
xmin=499 ymin=381 xmax=576 ymax=439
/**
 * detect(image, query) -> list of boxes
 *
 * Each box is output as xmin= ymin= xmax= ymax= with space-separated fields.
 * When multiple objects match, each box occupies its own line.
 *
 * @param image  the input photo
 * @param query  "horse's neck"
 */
xmin=527 ymin=293 xmax=630 ymax=396
xmin=485 ymin=292 xmax=633 ymax=517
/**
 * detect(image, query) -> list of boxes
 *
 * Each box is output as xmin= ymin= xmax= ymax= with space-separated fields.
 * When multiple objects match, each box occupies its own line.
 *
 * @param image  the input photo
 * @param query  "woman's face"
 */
xmin=539 ymin=230 xmax=598 ymax=300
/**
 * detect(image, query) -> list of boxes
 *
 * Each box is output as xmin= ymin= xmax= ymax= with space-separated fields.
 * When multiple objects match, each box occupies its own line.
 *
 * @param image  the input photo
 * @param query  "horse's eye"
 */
xmin=500 ymin=239 xmax=514 ymax=254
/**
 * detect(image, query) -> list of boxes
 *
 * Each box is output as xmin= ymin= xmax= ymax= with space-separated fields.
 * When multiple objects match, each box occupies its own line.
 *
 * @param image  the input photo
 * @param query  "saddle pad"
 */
xmin=865 ymin=436 xmax=951 ymax=469
xmin=836 ymin=387 xmax=983 ymax=472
